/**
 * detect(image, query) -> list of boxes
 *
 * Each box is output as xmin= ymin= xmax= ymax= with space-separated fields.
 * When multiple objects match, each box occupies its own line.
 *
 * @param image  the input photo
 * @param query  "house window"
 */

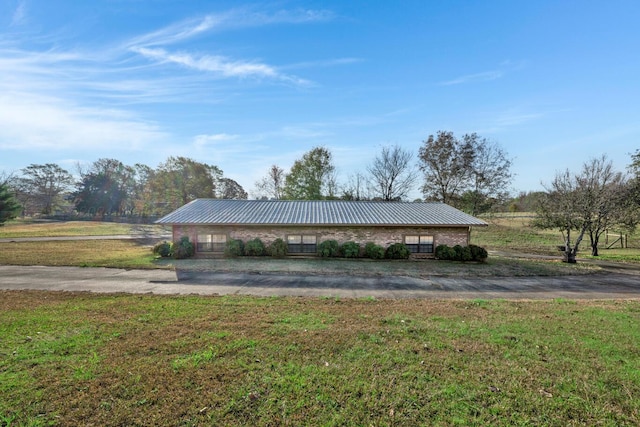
xmin=197 ymin=233 xmax=227 ymax=252
xmin=287 ymin=235 xmax=317 ymax=254
xmin=405 ymin=235 xmax=434 ymax=254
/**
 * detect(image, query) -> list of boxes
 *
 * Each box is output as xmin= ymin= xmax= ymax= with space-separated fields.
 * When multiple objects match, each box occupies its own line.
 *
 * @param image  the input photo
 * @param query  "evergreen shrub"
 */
xmin=244 ymin=238 xmax=266 ymax=256
xmin=364 ymin=242 xmax=385 ymax=260
xmin=385 ymin=243 xmax=410 ymax=259
xmin=340 ymin=241 xmax=360 ymax=258
xmin=224 ymin=239 xmax=244 ymax=258
xmin=268 ymin=238 xmax=288 ymax=258
xmin=171 ymin=236 xmax=194 ymax=259
xmin=317 ymin=240 xmax=340 ymax=257
xmin=153 ymin=241 xmax=172 ymax=258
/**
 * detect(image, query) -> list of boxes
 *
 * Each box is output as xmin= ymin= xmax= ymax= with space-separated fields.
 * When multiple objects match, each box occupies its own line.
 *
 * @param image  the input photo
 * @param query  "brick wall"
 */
xmin=172 ymin=224 xmax=471 ymax=257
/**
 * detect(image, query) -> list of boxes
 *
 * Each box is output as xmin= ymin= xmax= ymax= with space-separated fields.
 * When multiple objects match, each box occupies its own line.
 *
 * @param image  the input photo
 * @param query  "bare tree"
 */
xmin=534 ymin=155 xmax=628 ymax=261
xmin=254 ymin=165 xmax=286 ymax=199
xmin=579 ymin=156 xmax=628 ymax=256
xmin=341 ymin=172 xmax=369 ymax=200
xmin=367 ymin=145 xmax=417 ymax=201
xmin=418 ymin=131 xmax=513 ymax=213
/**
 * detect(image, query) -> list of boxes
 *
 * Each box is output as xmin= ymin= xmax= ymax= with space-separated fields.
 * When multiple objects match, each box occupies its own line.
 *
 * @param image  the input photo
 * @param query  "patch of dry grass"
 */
xmin=0 ymin=240 xmax=163 ymax=269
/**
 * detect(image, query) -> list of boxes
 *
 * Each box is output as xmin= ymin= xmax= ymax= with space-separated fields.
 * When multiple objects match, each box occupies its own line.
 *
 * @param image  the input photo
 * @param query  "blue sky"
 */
xmin=1 ymin=0 xmax=639 ymax=198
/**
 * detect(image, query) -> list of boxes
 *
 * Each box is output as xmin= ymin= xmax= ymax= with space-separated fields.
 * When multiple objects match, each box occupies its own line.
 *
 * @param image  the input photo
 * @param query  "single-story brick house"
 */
xmin=155 ymin=199 xmax=487 ymax=258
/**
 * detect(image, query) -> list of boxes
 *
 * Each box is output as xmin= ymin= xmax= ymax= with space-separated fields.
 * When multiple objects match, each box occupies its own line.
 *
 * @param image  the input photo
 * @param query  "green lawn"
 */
xmin=1 ymin=292 xmax=638 ymax=426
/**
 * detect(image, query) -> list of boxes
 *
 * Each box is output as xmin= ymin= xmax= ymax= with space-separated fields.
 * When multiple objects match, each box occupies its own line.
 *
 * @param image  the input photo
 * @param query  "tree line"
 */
xmin=1 ymin=130 xmax=515 ymax=223
xmin=1 ymin=156 xmax=247 ymax=219
xmin=254 ymin=130 xmax=514 ymax=216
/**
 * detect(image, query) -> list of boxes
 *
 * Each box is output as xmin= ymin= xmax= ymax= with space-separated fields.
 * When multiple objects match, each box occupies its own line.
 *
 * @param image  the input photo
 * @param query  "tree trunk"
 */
xmin=589 ymin=230 xmax=599 ymax=256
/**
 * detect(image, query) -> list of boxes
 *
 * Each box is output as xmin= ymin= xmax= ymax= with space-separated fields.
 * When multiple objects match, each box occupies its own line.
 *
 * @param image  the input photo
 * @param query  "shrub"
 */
xmin=153 ymin=241 xmax=172 ymax=258
xmin=244 ymin=238 xmax=266 ymax=256
xmin=224 ymin=239 xmax=244 ymax=258
xmin=469 ymin=244 xmax=489 ymax=262
xmin=385 ymin=243 xmax=410 ymax=259
xmin=435 ymin=244 xmax=455 ymax=260
xmin=340 ymin=241 xmax=360 ymax=258
xmin=364 ymin=242 xmax=385 ymax=260
xmin=171 ymin=236 xmax=194 ymax=259
xmin=452 ymin=245 xmax=473 ymax=262
xmin=317 ymin=239 xmax=340 ymax=258
xmin=268 ymin=238 xmax=288 ymax=258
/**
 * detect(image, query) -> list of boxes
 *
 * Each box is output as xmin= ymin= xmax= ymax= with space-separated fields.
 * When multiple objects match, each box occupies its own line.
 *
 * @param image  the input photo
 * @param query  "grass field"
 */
xmin=1 ymin=220 xmax=639 ymax=426
xmin=473 ymin=213 xmax=640 ymax=263
xmin=1 ymin=292 xmax=639 ymax=426
xmin=0 ymin=220 xmax=151 ymax=238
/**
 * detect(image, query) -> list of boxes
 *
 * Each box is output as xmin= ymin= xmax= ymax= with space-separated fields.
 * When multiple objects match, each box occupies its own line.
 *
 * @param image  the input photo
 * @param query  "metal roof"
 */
xmin=156 ymin=199 xmax=487 ymax=227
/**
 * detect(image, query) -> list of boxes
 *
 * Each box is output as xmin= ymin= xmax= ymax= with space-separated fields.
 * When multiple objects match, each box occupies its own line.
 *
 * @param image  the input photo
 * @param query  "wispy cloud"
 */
xmin=439 ymin=70 xmax=503 ymax=86
xmin=131 ymin=47 xmax=311 ymax=85
xmin=125 ymin=8 xmax=325 ymax=86
xmin=439 ymin=60 xmax=526 ymax=86
xmin=11 ymin=0 xmax=27 ymax=26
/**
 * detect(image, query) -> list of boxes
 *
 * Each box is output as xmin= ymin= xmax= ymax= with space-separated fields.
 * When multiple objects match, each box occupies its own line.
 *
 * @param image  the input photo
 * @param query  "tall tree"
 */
xmin=217 ymin=178 xmax=248 ymax=199
xmin=367 ymin=145 xmax=417 ymax=201
xmin=418 ymin=131 xmax=513 ymax=214
xmin=418 ymin=131 xmax=475 ymax=205
xmin=282 ymin=147 xmax=336 ymax=200
xmin=18 ymin=164 xmax=74 ymax=215
xmin=0 ymin=182 xmax=21 ymax=225
xmin=148 ymin=156 xmax=222 ymax=213
xmin=253 ymin=165 xmax=286 ymax=199
xmin=73 ymin=159 xmax=133 ymax=216
xmin=463 ymin=138 xmax=513 ymax=215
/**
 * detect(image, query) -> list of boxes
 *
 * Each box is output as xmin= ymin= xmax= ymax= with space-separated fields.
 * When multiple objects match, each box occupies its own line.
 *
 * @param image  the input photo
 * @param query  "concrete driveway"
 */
xmin=1 ymin=264 xmax=639 ymax=299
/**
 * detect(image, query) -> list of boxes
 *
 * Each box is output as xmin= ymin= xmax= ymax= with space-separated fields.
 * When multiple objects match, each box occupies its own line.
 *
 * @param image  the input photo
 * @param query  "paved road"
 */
xmin=1 ymin=265 xmax=639 ymax=299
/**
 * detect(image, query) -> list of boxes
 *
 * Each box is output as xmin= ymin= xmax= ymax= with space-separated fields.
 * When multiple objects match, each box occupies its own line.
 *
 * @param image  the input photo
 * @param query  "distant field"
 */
xmin=1 ymin=292 xmax=638 ymax=426
xmin=0 ymin=220 xmax=167 ymax=238
xmin=473 ymin=213 xmax=640 ymax=263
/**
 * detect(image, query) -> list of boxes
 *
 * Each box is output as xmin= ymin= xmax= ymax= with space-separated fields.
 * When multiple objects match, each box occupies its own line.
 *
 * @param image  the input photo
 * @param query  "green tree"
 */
xmin=0 ymin=182 xmax=21 ymax=225
xmin=73 ymin=159 xmax=133 ymax=216
xmin=17 ymin=164 xmax=74 ymax=215
xmin=217 ymin=178 xmax=248 ymax=199
xmin=282 ymin=147 xmax=336 ymax=200
xmin=147 ymin=156 xmax=222 ymax=213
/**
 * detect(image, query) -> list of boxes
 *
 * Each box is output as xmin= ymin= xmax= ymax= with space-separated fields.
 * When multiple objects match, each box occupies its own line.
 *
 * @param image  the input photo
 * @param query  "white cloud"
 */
xmin=439 ymin=70 xmax=503 ymax=86
xmin=0 ymin=92 xmax=165 ymax=150
xmin=193 ymin=133 xmax=238 ymax=147
xmin=11 ymin=0 xmax=27 ymax=26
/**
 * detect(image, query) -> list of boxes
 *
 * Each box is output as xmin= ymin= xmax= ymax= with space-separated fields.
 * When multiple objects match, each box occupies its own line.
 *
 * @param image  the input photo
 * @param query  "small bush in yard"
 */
xmin=435 ymin=244 xmax=456 ymax=260
xmin=244 ymin=238 xmax=266 ymax=256
xmin=364 ymin=242 xmax=385 ymax=260
xmin=469 ymin=244 xmax=489 ymax=262
xmin=452 ymin=245 xmax=473 ymax=262
xmin=268 ymin=238 xmax=288 ymax=258
xmin=153 ymin=241 xmax=172 ymax=257
xmin=340 ymin=241 xmax=360 ymax=258
xmin=171 ymin=236 xmax=194 ymax=259
xmin=385 ymin=243 xmax=410 ymax=259
xmin=318 ymin=240 xmax=340 ymax=257
xmin=224 ymin=239 xmax=244 ymax=257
